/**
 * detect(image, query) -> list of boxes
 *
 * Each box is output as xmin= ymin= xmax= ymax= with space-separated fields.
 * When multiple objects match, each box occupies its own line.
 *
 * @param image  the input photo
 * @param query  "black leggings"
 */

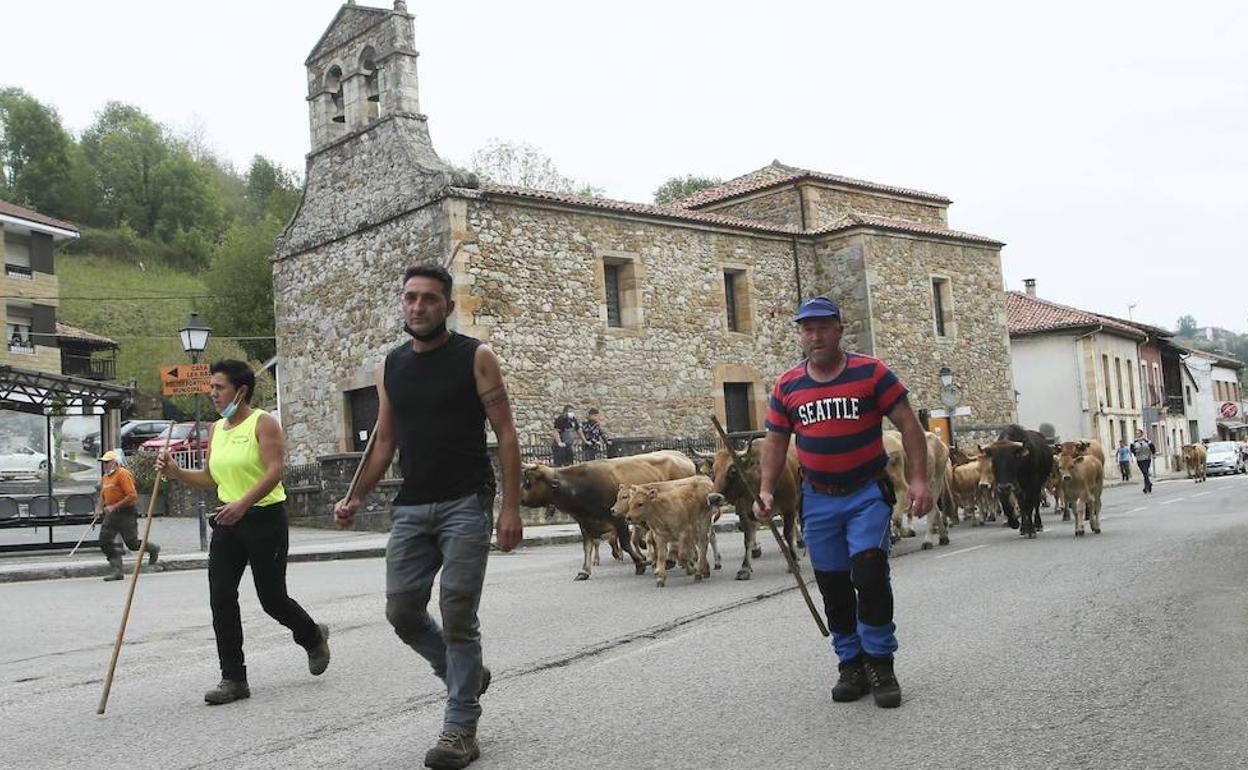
xmin=208 ymin=503 xmax=318 ymax=681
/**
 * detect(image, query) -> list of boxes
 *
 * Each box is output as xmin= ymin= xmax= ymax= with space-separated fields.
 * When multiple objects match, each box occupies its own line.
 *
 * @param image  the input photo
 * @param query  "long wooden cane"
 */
xmin=336 ymin=426 xmax=377 ymax=527
xmin=710 ymin=416 xmax=829 ymax=637
xmin=97 ymin=423 xmax=175 ymax=714
xmin=67 ymin=510 xmax=102 ymax=558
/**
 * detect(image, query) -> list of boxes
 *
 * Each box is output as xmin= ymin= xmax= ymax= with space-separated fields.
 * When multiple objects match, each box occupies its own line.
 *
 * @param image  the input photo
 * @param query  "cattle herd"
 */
xmin=519 ymin=423 xmax=1127 ymax=586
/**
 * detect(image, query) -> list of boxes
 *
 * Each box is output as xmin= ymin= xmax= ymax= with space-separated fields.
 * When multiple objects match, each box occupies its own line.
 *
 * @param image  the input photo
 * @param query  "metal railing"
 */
xmin=4 ymin=263 xmax=33 ymax=280
xmin=61 ymin=353 xmax=116 ymax=381
xmin=6 ymin=338 xmax=35 ymax=355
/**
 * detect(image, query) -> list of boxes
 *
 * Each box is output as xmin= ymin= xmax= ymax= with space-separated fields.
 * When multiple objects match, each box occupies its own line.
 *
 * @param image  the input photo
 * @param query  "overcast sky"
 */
xmin=3 ymin=0 xmax=1244 ymax=332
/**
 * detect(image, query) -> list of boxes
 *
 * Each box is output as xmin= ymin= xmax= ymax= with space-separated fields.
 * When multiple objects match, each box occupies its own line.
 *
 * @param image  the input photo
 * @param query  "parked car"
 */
xmin=81 ymin=431 xmax=100 ymax=457
xmin=138 ymin=422 xmax=209 ymax=453
xmin=80 ymin=420 xmax=173 ymax=458
xmin=1204 ymin=441 xmax=1246 ymax=476
xmin=0 ymin=445 xmax=49 ymax=479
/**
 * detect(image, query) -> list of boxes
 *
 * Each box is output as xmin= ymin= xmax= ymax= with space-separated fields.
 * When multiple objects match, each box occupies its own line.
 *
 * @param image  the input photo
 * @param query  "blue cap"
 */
xmin=793 ymin=296 xmax=841 ymax=322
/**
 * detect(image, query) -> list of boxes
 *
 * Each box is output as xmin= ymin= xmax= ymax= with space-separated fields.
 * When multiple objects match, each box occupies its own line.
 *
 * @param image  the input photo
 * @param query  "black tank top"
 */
xmin=384 ymin=332 xmax=493 ymax=505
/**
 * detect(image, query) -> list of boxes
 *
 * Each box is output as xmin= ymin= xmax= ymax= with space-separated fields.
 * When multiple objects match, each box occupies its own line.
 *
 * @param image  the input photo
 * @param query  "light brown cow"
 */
xmin=1181 ymin=444 xmax=1208 ymax=482
xmin=616 ymin=476 xmax=716 ymax=588
xmin=701 ymin=441 xmax=803 ymax=580
xmin=1051 ymin=439 xmax=1106 ymax=520
xmin=612 ymin=484 xmax=722 ymax=572
xmin=950 ymin=459 xmax=987 ymax=526
xmin=883 ymin=430 xmax=956 ymax=549
xmin=521 ymin=450 xmax=695 ymax=580
xmin=1056 ymin=452 xmax=1104 ymax=536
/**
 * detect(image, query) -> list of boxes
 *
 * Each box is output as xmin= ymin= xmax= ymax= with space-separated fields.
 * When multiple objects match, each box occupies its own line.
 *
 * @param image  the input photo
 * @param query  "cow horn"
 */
xmin=691 ymin=450 xmax=715 ymax=460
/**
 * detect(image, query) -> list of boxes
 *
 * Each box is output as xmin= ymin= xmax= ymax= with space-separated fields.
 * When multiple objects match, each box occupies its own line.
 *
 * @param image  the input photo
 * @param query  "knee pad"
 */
xmin=850 ymin=549 xmax=893 ymax=626
xmin=813 ymin=570 xmax=856 ymax=635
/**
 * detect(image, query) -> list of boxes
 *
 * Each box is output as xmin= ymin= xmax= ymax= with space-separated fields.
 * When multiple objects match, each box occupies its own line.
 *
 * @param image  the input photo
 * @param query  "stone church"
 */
xmin=274 ymin=1 xmax=1018 ymax=463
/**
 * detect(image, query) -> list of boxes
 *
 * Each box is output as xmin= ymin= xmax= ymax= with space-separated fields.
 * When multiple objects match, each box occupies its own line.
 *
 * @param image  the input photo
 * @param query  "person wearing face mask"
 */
xmin=551 ymin=404 xmax=584 ymax=466
xmin=157 ymin=359 xmax=329 ymax=705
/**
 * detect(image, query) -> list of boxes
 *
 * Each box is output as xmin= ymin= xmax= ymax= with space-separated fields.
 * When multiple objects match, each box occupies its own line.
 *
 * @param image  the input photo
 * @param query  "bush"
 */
xmin=126 ymin=451 xmax=157 ymax=494
xmin=62 ymin=224 xmax=175 ymax=264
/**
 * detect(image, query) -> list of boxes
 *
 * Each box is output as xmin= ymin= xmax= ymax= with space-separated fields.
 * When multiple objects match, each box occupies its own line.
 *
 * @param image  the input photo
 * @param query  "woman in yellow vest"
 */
xmin=158 ymin=359 xmax=330 ymax=705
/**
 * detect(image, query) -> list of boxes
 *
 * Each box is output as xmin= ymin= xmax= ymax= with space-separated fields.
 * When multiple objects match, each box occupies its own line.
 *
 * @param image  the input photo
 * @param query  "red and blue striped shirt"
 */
xmin=765 ymin=352 xmax=908 ymax=489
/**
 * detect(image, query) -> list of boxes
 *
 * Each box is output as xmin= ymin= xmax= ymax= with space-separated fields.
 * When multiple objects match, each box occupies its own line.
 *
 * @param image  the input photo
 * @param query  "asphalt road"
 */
xmin=2 ymin=474 xmax=1245 ymax=770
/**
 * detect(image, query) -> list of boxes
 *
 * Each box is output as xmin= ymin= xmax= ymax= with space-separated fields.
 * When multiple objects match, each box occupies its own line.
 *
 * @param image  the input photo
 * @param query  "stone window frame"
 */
xmin=929 ymin=273 xmax=956 ymax=339
xmin=325 ymin=62 xmax=347 ymax=131
xmin=595 ymin=251 xmax=643 ymax=333
xmin=712 ymin=363 xmax=767 ymax=431
xmin=358 ymin=46 xmax=381 ymax=124
xmin=721 ymin=263 xmax=755 ymax=335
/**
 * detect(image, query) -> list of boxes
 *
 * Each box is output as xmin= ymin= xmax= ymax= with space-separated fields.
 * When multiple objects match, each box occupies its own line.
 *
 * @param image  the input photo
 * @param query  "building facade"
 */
xmin=274 ymin=2 xmax=1018 ymax=462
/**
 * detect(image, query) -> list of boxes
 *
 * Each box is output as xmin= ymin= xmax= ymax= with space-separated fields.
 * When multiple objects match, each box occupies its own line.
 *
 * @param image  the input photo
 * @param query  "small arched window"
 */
xmin=359 ymin=46 xmax=380 ymax=122
xmin=326 ymin=65 xmax=345 ymax=124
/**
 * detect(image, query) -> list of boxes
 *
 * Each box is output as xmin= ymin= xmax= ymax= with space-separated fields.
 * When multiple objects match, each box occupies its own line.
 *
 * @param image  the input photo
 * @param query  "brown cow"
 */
xmin=950 ymin=458 xmax=986 ymax=526
xmin=1182 ymin=444 xmax=1208 ymax=482
xmin=701 ymin=441 xmax=802 ymax=580
xmin=521 ymin=450 xmax=695 ymax=580
xmin=883 ymin=430 xmax=955 ymax=549
xmin=612 ymin=483 xmax=722 ymax=572
xmin=1056 ymin=452 xmax=1104 ymax=536
xmin=616 ymin=476 xmax=716 ymax=587
xmin=1051 ymin=439 xmax=1106 ymax=520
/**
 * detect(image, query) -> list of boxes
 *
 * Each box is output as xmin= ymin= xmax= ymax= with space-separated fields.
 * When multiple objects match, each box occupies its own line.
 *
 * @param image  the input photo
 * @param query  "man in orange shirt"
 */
xmin=98 ymin=450 xmax=159 ymax=581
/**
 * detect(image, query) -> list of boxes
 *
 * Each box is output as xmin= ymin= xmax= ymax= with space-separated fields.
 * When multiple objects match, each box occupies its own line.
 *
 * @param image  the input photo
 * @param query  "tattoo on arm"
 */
xmin=480 ymin=384 xmax=509 ymax=409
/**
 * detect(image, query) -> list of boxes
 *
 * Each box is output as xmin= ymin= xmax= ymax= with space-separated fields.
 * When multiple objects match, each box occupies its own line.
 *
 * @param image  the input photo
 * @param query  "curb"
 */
xmin=0 ymin=522 xmax=745 ymax=585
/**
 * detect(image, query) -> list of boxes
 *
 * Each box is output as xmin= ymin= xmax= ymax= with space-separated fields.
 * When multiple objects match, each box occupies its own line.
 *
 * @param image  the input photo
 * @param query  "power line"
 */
xmin=0 ymin=294 xmax=233 ymax=301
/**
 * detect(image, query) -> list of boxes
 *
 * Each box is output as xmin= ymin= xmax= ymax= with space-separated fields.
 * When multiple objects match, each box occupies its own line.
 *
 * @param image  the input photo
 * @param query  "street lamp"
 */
xmin=180 ymin=312 xmax=211 ymax=550
xmin=938 ymin=367 xmax=963 ymax=449
xmin=939 ymin=367 xmax=954 ymax=388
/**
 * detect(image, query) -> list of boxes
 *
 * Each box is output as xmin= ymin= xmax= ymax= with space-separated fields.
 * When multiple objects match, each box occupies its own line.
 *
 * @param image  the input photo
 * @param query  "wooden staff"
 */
xmin=710 ymin=416 xmax=829 ymax=637
xmin=67 ymin=510 xmax=102 ymax=558
xmin=97 ymin=423 xmax=174 ymax=714
xmin=336 ymin=425 xmax=378 ymax=527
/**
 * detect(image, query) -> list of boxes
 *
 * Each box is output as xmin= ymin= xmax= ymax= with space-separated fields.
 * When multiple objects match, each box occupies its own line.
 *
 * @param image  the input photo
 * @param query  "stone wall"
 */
xmin=804 ymin=234 xmax=872 ymax=354
xmin=802 ymin=184 xmax=947 ymax=227
xmin=702 ymin=187 xmax=804 ymax=229
xmin=457 ymin=197 xmax=806 ymax=441
xmin=859 ymin=234 xmax=1016 ymax=444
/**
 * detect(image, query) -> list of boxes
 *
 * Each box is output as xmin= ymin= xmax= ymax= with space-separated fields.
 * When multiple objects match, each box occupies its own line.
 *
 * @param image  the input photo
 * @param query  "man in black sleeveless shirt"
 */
xmin=335 ymin=264 xmax=522 ymax=770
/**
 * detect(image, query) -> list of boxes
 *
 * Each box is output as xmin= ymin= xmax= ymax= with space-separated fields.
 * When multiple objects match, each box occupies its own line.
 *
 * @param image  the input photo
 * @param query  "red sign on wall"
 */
xmin=1221 ymin=401 xmax=1239 ymax=419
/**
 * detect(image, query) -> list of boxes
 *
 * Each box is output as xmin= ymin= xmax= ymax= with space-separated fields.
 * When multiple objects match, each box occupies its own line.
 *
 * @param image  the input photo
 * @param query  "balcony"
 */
xmin=1166 ymin=394 xmax=1185 ymax=415
xmin=60 ymin=352 xmax=116 ymax=381
xmin=6 ymin=337 xmax=35 ymax=355
xmin=4 ymin=263 xmax=33 ymax=280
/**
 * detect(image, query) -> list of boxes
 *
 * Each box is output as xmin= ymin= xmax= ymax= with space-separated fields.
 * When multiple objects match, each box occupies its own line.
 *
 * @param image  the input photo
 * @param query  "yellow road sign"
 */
xmin=160 ymin=363 xmax=211 ymax=396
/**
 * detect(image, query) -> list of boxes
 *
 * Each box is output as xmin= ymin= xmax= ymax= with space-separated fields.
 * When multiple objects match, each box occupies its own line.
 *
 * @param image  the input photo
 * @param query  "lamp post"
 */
xmin=939 ymin=366 xmax=962 ymax=449
xmin=180 ymin=312 xmax=211 ymax=551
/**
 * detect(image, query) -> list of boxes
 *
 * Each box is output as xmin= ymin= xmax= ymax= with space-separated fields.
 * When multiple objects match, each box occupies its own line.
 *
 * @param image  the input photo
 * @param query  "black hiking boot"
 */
xmin=831 ymin=656 xmax=868 ymax=702
xmin=479 ymin=666 xmax=491 ymax=696
xmin=307 ymin=623 xmax=331 ymax=676
xmin=424 ymin=729 xmax=480 ymax=769
xmin=204 ymin=678 xmax=250 ymax=705
xmin=147 ymin=544 xmax=160 ymax=566
xmin=864 ymin=655 xmax=902 ymax=708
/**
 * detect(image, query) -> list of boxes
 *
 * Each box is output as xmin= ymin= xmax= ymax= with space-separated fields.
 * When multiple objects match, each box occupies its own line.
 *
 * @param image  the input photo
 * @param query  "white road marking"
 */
xmin=1128 ymin=506 xmax=1148 ymax=513
xmin=934 ymin=544 xmax=989 ymax=560
xmin=1159 ymin=497 xmax=1186 ymax=506
xmin=1192 ymin=491 xmax=1212 ymax=498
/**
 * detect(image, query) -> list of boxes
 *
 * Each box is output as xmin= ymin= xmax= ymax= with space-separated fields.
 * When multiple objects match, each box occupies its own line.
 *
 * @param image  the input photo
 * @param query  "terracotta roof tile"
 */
xmin=1007 ymin=292 xmax=1145 ymax=340
xmin=55 ymin=322 xmax=117 ymax=348
xmin=0 ymin=198 xmax=78 ymax=234
xmin=665 ymin=161 xmax=952 ymax=210
xmin=469 ymin=184 xmax=999 ymax=246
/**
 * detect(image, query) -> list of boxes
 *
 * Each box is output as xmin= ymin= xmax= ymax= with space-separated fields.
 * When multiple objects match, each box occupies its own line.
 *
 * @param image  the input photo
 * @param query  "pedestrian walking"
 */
xmin=753 ymin=296 xmax=931 ymax=709
xmin=158 ymin=359 xmax=330 ymax=705
xmin=1130 ymin=429 xmax=1157 ymax=493
xmin=97 ymin=450 xmax=159 ymax=581
xmin=581 ymin=407 xmax=610 ymax=460
xmin=1116 ymin=439 xmax=1132 ymax=482
xmin=334 ymin=264 xmax=523 ymax=770
xmin=551 ymin=404 xmax=583 ymax=466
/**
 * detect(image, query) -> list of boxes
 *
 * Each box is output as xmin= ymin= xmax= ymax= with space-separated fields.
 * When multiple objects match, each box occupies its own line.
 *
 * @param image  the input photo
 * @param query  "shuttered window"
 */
xmin=604 ymin=263 xmax=622 ymax=328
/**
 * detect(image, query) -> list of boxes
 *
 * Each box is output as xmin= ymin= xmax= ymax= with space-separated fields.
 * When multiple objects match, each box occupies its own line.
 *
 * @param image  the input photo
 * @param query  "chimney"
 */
xmin=1023 ymin=278 xmax=1037 ymax=297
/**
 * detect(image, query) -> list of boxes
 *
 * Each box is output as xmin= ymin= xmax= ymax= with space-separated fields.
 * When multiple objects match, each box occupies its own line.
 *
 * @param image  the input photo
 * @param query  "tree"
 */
xmin=653 ymin=174 xmax=723 ymax=205
xmin=469 ymin=139 xmax=601 ymax=196
xmin=0 ymin=88 xmax=93 ymax=220
xmin=152 ymin=149 xmax=223 ymax=249
xmin=80 ymin=102 xmax=170 ymax=233
xmin=243 ymin=156 xmax=301 ymax=224
xmin=1176 ymin=314 xmax=1198 ymax=336
xmin=202 ymin=216 xmax=283 ymax=361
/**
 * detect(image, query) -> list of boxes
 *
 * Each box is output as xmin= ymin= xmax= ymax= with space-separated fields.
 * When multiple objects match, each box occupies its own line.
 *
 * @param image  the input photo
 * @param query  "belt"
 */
xmin=804 ymin=472 xmax=886 ymax=497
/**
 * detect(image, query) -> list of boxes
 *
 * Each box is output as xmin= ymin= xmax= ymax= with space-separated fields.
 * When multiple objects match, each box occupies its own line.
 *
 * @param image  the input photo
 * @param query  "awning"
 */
xmin=0 ymin=364 xmax=131 ymax=416
xmin=1217 ymin=420 xmax=1247 ymax=431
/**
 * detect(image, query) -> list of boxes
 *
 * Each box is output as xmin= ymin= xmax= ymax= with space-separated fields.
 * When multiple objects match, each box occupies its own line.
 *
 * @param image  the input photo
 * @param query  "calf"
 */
xmin=617 ymin=476 xmax=716 ymax=588
xmin=1051 ymin=440 xmax=1106 ymax=519
xmin=1182 ymin=444 xmax=1208 ymax=482
xmin=1056 ymin=452 xmax=1104 ymax=536
xmin=612 ymin=484 xmax=722 ymax=573
xmin=703 ymin=441 xmax=802 ymax=580
xmin=882 ymin=430 xmax=956 ymax=549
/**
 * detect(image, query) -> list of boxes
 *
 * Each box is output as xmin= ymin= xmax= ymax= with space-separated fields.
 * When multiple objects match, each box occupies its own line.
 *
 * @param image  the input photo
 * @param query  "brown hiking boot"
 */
xmin=307 ymin=623 xmax=330 ymax=676
xmin=864 ymin=655 xmax=902 ymax=708
xmin=103 ymin=556 xmax=124 ymax=581
xmin=204 ymin=678 xmax=250 ymax=705
xmin=424 ymin=729 xmax=480 ymax=769
xmin=831 ymin=656 xmax=868 ymax=702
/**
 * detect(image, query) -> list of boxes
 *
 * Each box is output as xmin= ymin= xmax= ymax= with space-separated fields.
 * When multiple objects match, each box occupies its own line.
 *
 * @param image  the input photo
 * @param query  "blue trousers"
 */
xmin=803 ymin=482 xmax=898 ymax=663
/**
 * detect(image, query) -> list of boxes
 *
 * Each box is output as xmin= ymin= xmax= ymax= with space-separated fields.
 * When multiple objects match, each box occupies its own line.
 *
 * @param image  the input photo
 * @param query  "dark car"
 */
xmin=120 ymin=420 xmax=174 ymax=452
xmin=139 ymin=422 xmax=209 ymax=453
xmin=81 ymin=431 xmax=101 ymax=457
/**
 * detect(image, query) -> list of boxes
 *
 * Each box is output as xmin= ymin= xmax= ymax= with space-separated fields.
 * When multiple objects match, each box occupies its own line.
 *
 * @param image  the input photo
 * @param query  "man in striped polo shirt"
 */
xmin=754 ymin=296 xmax=931 ymax=708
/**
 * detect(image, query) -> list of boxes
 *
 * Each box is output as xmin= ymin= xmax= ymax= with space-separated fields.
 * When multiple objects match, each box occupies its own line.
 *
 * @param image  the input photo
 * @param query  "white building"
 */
xmin=1007 ymin=285 xmax=1147 ymax=474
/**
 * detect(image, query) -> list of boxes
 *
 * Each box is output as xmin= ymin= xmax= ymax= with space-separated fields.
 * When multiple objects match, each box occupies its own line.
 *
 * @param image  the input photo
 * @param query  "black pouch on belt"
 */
xmin=877 ymin=476 xmax=897 ymax=507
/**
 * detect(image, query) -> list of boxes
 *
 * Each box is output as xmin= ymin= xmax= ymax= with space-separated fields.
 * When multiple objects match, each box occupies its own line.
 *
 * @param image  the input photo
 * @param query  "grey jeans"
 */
xmin=385 ymin=489 xmax=493 ymax=732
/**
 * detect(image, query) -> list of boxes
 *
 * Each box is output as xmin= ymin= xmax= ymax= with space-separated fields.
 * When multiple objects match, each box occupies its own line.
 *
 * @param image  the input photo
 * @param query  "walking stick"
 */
xmin=710 ymin=416 xmax=829 ymax=637
xmin=97 ymin=424 xmax=174 ymax=714
xmin=336 ymin=426 xmax=377 ymax=527
xmin=67 ymin=510 xmax=102 ymax=558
